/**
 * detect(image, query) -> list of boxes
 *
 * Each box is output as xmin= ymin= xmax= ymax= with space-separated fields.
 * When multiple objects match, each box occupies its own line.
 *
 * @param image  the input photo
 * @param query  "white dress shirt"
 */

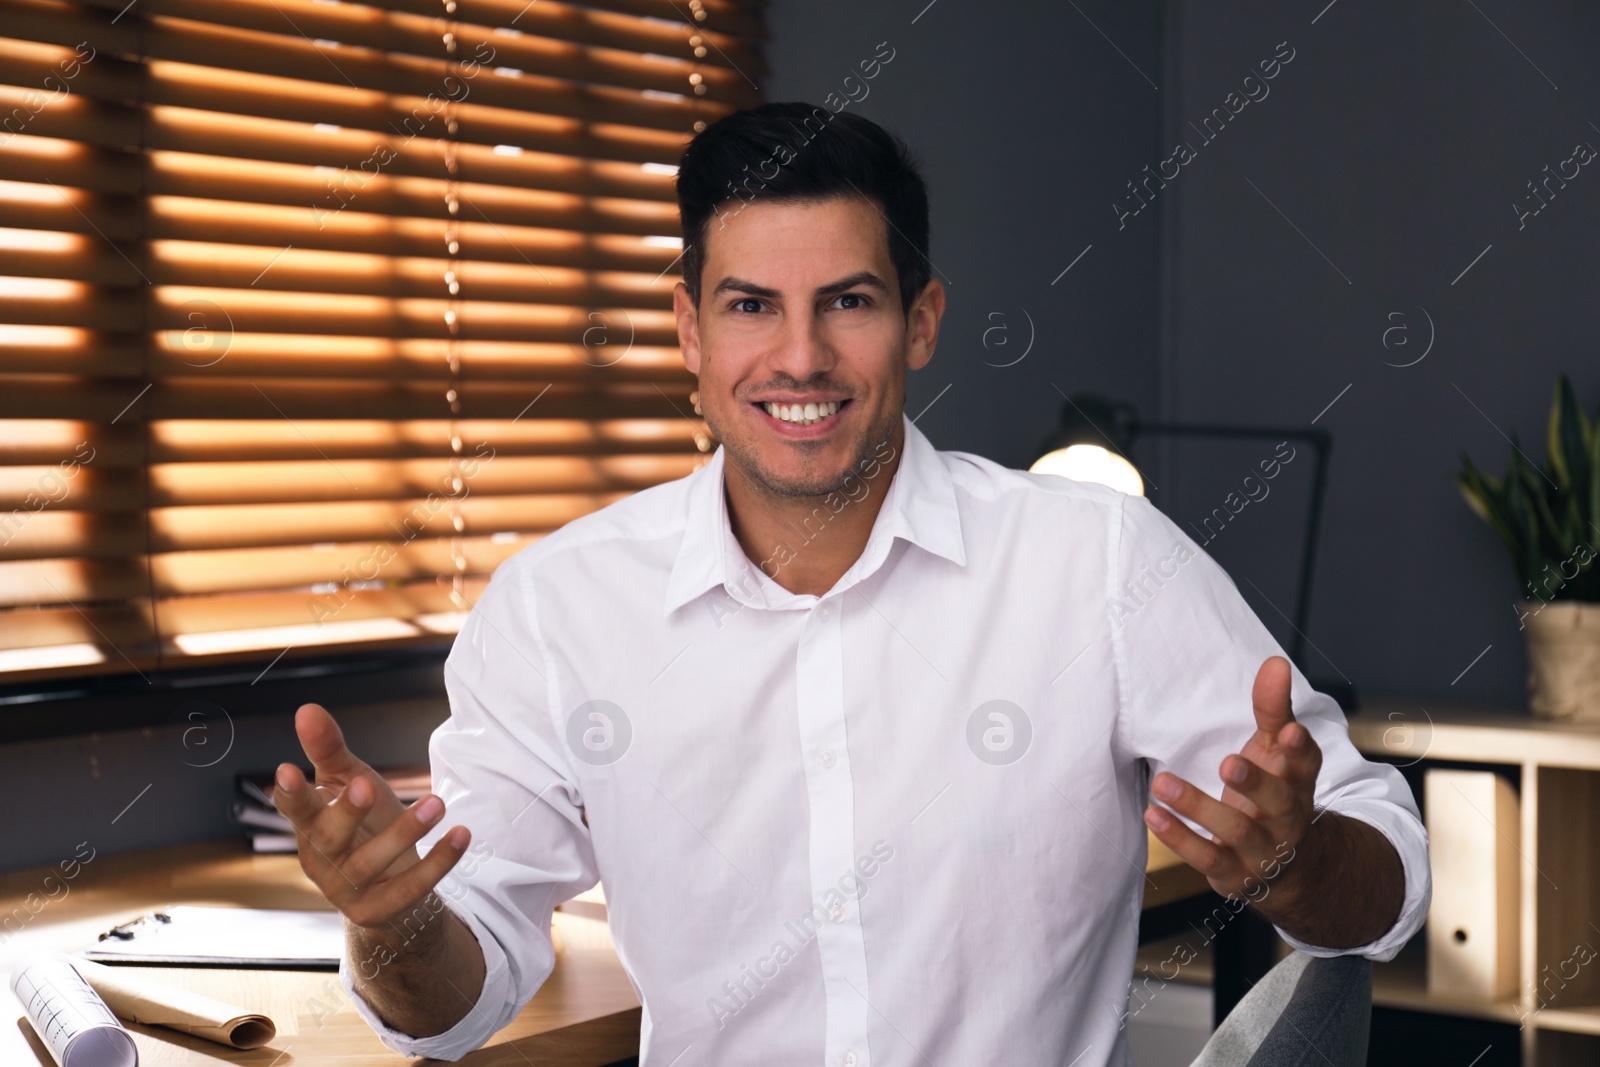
xmin=338 ymin=414 xmax=1429 ymax=1066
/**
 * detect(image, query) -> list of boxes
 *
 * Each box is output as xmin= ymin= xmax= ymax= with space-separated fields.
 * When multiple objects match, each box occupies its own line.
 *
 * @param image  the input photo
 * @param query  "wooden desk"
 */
xmin=1143 ymin=832 xmax=1211 ymax=909
xmin=2 ymin=835 xmax=1209 ymax=1065
xmin=0 ymin=840 xmax=640 ymax=1066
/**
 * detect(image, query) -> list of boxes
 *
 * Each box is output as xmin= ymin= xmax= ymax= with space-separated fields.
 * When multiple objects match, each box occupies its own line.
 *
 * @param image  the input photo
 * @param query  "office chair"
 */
xmin=1191 ymin=952 xmax=1372 ymax=1067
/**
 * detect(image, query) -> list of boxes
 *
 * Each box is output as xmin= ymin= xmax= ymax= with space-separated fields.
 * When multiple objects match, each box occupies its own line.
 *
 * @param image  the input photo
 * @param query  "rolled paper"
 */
xmin=9 ymin=952 xmax=139 ymax=1067
xmin=73 ymin=959 xmax=276 ymax=1050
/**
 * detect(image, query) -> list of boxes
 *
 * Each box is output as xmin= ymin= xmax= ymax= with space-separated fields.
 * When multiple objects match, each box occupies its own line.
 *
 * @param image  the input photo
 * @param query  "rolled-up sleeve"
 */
xmin=339 ymin=553 xmax=602 ymax=1058
xmin=338 ymin=894 xmax=514 ymax=1060
xmin=1110 ymin=493 xmax=1430 ymax=962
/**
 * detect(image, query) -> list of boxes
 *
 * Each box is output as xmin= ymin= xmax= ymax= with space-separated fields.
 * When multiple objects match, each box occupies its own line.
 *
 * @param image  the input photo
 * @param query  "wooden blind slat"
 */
xmin=0 ymin=196 xmax=681 ymax=272
xmin=151 ymin=492 xmax=630 ymax=551
xmin=57 ymin=0 xmax=765 ymax=74
xmin=0 ymin=557 xmax=150 ymax=608
xmin=149 ymin=534 xmax=535 ymax=597
xmin=149 ymin=417 xmax=703 ymax=461
xmin=1 ymin=244 xmax=679 ymax=306
xmin=0 ymin=374 xmax=696 ymax=419
xmin=0 ymin=148 xmax=683 ymax=226
xmin=153 ymin=578 xmax=486 ymax=637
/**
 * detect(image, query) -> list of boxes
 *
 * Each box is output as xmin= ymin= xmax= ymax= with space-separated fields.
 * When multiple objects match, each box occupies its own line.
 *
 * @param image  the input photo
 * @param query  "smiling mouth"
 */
xmin=754 ymin=399 xmax=850 ymax=427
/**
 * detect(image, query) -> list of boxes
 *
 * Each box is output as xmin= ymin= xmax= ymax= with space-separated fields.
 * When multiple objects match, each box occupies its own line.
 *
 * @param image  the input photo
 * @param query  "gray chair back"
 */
xmin=1191 ymin=952 xmax=1371 ymax=1067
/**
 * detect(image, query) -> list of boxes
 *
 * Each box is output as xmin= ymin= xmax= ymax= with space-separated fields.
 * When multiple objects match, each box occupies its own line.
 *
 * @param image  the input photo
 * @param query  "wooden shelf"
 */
xmin=1350 ymin=699 xmax=1600 ymax=770
xmin=1370 ymin=943 xmax=1523 ymax=1025
xmin=1532 ymin=1005 xmax=1600 ymax=1037
xmin=1350 ymin=701 xmax=1600 ymax=1064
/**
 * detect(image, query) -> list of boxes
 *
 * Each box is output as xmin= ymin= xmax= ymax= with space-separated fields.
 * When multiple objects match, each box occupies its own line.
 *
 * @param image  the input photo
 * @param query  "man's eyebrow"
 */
xmin=709 ymin=272 xmax=890 ymax=301
xmin=711 ymin=277 xmax=780 ymax=299
xmin=816 ymin=271 xmax=889 ymax=297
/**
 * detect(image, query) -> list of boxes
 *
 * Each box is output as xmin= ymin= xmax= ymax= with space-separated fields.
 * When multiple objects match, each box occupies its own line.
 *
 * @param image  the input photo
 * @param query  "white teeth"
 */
xmin=763 ymin=400 xmax=842 ymax=425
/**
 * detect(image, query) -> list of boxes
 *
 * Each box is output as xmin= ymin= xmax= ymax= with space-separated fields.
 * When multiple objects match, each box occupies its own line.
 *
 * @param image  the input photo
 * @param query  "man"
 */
xmin=276 ymin=103 xmax=1428 ymax=1066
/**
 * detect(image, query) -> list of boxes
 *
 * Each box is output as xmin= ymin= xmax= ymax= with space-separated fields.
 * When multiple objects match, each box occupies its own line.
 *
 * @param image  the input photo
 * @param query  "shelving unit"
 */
xmin=1350 ymin=701 xmax=1600 ymax=1066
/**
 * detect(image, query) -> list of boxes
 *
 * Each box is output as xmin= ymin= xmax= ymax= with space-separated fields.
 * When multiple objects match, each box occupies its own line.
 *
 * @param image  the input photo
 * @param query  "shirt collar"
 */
xmin=663 ymin=414 xmax=966 ymax=617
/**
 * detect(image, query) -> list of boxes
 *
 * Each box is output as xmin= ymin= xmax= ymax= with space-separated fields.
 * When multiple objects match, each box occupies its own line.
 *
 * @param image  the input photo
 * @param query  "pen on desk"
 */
xmin=97 ymin=913 xmax=170 ymax=942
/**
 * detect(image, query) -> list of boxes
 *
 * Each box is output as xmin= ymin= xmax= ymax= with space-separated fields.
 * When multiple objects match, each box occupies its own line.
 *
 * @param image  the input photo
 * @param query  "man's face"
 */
xmin=674 ymin=196 xmax=942 ymax=499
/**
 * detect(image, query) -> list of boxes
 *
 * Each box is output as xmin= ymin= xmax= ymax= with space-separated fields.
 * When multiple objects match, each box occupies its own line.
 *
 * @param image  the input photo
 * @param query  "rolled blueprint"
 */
xmin=9 ymin=952 xmax=138 ymax=1067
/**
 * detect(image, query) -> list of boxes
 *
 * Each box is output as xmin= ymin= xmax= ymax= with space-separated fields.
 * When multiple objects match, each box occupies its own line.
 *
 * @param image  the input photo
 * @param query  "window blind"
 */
xmin=0 ymin=0 xmax=759 ymax=683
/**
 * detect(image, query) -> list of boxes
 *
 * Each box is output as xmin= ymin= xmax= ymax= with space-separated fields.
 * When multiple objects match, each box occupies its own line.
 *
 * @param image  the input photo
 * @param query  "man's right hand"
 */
xmin=275 ymin=703 xmax=472 ymax=930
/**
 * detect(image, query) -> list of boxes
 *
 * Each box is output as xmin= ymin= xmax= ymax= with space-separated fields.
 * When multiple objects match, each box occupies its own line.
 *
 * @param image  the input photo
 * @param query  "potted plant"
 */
xmin=1456 ymin=374 xmax=1600 ymax=720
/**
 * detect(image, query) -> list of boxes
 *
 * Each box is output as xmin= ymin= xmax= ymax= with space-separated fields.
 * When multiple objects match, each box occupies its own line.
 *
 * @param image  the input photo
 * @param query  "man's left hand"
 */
xmin=1143 ymin=655 xmax=1320 ymax=900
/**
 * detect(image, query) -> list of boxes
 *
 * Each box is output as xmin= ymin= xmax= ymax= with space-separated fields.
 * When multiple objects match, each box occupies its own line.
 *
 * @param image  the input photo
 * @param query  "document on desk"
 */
xmin=73 ymin=959 xmax=276 ymax=1049
xmin=81 ymin=906 xmax=344 ymax=970
xmin=9 ymin=952 xmax=139 ymax=1067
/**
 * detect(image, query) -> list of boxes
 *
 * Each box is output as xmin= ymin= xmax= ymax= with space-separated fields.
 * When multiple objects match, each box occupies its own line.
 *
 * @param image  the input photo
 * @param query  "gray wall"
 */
xmin=1162 ymin=0 xmax=1600 ymax=708
xmin=0 ymin=692 xmax=447 ymax=872
xmin=763 ymin=0 xmax=1167 ymax=469
xmin=770 ymin=0 xmax=1600 ymax=710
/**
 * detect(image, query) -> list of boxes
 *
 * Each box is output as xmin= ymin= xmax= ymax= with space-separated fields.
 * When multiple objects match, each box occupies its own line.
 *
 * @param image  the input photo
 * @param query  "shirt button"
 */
xmin=829 ymin=900 xmax=846 ymax=923
xmin=817 ymin=748 xmax=836 ymax=768
xmin=817 ymin=602 xmax=832 ymax=620
xmin=841 ymin=1053 xmax=858 ymax=1067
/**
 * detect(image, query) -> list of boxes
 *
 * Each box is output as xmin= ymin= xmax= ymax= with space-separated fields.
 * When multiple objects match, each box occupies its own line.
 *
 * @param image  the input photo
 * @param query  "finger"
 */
xmin=1251 ymin=656 xmax=1295 ymax=738
xmin=347 ymin=826 xmax=473 ymax=930
xmin=1144 ymin=804 xmax=1235 ymax=883
xmin=302 ymin=774 xmax=380 ymax=858
xmin=271 ymin=766 xmax=367 ymax=892
xmin=1220 ymin=754 xmax=1298 ymax=821
xmin=342 ymin=794 xmax=449 ymax=891
xmin=295 ymin=703 xmax=363 ymax=782
xmin=1275 ymin=720 xmax=1324 ymax=784
xmin=272 ymin=761 xmax=325 ymax=829
xmin=1151 ymin=772 xmax=1268 ymax=854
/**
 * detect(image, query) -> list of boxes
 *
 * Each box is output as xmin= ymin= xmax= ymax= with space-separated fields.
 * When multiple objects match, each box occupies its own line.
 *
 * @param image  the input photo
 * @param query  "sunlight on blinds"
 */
xmin=0 ymin=0 xmax=761 ymax=683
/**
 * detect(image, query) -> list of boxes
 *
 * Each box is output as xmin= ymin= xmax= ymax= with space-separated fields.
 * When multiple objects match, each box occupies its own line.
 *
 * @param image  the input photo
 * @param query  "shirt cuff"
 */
xmin=1274 ymin=799 xmax=1432 ymax=963
xmin=337 ymin=897 xmax=514 ymax=1060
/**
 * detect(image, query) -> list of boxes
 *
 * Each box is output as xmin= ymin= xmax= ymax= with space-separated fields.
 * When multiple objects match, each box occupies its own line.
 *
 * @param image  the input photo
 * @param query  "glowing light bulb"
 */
xmin=1029 ymin=444 xmax=1144 ymax=496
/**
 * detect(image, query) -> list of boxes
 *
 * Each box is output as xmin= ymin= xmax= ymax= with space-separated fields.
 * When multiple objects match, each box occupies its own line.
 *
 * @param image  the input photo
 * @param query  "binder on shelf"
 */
xmin=1425 ymin=768 xmax=1520 ymax=1000
xmin=230 ymin=763 xmax=431 ymax=854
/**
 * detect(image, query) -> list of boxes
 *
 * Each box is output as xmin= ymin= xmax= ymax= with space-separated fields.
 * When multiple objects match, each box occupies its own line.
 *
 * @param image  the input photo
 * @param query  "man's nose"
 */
xmin=768 ymin=310 xmax=837 ymax=382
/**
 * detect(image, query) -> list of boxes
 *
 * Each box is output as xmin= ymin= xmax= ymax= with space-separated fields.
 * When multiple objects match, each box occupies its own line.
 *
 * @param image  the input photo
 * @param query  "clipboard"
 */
xmin=80 ymin=905 xmax=344 ymax=970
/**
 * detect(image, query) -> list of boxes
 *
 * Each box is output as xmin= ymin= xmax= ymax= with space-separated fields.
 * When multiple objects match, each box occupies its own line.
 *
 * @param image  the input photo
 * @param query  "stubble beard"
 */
xmin=710 ymin=402 xmax=898 ymax=502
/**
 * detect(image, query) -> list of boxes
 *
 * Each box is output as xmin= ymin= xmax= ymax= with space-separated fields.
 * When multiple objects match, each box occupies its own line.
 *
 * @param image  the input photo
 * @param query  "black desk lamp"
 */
xmin=1033 ymin=394 xmax=1351 ymax=710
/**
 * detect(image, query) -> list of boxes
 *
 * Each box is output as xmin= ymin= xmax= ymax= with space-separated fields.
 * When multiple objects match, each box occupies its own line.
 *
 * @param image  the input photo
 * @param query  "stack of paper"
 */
xmin=82 ymin=906 xmax=344 ymax=970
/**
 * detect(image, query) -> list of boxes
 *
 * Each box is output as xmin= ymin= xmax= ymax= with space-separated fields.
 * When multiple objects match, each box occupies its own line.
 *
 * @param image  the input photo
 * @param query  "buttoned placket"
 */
xmin=795 ymin=592 xmax=872 ymax=1067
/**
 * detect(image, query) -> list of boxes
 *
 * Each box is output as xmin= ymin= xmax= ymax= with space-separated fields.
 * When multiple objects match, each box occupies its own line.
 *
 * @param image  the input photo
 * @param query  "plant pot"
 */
xmin=1522 ymin=601 xmax=1600 ymax=722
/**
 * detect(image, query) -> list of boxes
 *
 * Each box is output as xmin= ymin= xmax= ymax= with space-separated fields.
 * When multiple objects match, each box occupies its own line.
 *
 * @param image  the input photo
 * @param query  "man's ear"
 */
xmin=674 ymin=282 xmax=702 ymax=375
xmin=905 ymin=278 xmax=945 ymax=372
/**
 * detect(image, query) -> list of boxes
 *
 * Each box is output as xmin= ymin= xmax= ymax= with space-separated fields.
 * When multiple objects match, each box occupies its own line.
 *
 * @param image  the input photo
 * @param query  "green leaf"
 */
xmin=1456 ymin=453 xmax=1514 ymax=547
xmin=1455 ymin=376 xmax=1600 ymax=604
xmin=1548 ymin=372 xmax=1592 ymax=492
xmin=1504 ymin=454 xmax=1539 ymax=590
xmin=1521 ymin=458 xmax=1568 ymax=558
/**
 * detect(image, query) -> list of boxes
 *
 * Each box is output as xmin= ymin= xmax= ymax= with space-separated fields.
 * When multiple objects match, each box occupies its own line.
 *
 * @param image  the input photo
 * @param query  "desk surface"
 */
xmin=0 ymin=840 xmax=640 ymax=1066
xmin=2 ymin=835 xmax=1207 ymax=1065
